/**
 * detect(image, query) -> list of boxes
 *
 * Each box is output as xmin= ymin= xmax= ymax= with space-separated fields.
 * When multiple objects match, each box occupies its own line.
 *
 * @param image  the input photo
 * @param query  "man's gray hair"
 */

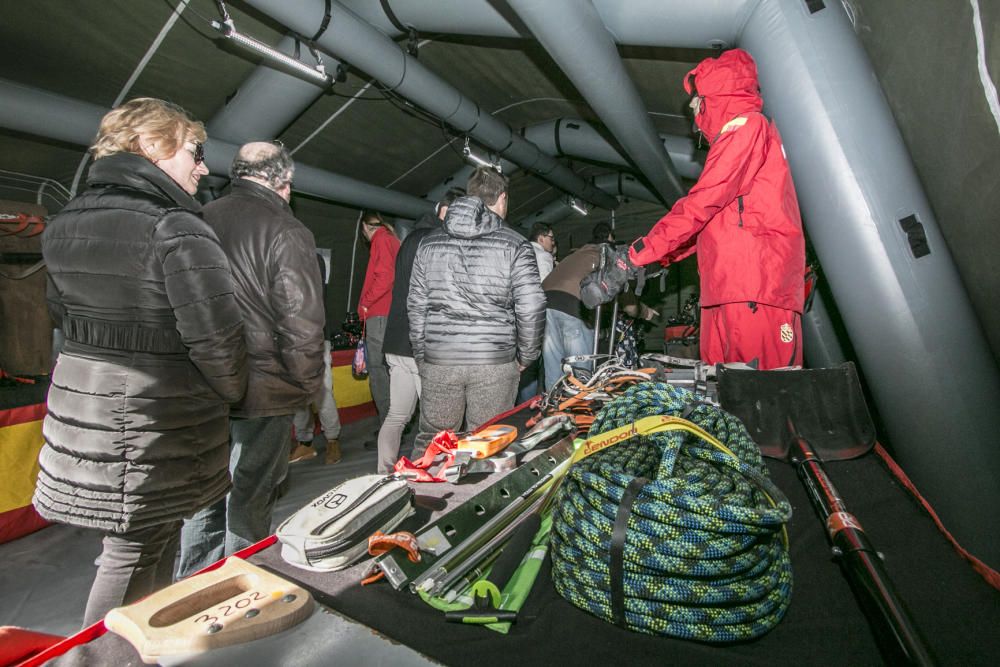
xmin=231 ymin=141 xmax=295 ymax=190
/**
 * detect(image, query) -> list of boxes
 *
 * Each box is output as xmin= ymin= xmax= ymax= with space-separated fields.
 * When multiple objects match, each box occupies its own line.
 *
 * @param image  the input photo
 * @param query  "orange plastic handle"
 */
xmin=455 ymin=424 xmax=518 ymax=459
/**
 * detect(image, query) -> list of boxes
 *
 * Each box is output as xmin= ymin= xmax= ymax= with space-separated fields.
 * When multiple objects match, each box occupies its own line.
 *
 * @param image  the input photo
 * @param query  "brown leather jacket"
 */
xmin=542 ymin=243 xmax=602 ymax=319
xmin=204 ymin=179 xmax=325 ymax=418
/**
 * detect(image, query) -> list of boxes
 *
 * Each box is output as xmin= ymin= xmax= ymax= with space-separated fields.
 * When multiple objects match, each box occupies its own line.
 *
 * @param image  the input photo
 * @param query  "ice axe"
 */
xmin=718 ymin=363 xmax=935 ymax=666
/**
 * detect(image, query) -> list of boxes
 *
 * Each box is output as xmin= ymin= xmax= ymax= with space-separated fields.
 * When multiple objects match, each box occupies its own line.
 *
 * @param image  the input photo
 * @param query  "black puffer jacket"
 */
xmin=34 ymin=153 xmax=247 ymax=534
xmin=383 ymin=212 xmax=438 ymax=358
xmin=203 ymin=180 xmax=324 ymax=418
xmin=408 ymin=196 xmax=545 ymax=366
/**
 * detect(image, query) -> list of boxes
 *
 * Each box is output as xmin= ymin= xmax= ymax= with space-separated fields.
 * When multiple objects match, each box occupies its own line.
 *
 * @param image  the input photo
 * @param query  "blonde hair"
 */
xmin=90 ymin=98 xmax=206 ymax=161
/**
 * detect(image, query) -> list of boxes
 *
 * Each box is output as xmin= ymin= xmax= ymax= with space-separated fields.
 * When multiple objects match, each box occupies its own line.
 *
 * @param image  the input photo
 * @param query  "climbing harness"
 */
xmin=550 ymin=382 xmax=793 ymax=642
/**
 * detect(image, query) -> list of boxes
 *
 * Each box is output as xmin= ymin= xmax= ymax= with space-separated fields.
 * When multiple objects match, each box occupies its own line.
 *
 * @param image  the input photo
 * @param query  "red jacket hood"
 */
xmin=684 ymin=49 xmax=763 ymax=142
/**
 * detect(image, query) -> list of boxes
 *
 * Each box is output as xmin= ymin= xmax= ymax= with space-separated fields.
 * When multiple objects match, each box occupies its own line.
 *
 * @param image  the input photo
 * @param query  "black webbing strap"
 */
xmin=379 ymin=0 xmax=410 ymax=35
xmin=610 ymin=475 xmax=650 ymax=627
xmin=737 ymin=195 xmax=745 ymax=227
xmin=311 ymin=0 xmax=333 ymax=42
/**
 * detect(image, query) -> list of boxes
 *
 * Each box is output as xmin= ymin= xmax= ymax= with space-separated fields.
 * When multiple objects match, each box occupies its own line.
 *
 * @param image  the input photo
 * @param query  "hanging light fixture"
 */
xmin=211 ymin=3 xmax=331 ymax=88
xmin=463 ymin=137 xmax=502 ymax=172
xmin=568 ymin=197 xmax=589 ymax=216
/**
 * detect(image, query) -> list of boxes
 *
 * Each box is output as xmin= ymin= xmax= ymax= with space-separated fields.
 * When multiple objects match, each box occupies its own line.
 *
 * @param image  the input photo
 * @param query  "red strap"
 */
xmin=874 ymin=443 xmax=1000 ymax=591
xmin=392 ymin=430 xmax=459 ymax=482
xmin=0 ymin=369 xmax=36 ymax=385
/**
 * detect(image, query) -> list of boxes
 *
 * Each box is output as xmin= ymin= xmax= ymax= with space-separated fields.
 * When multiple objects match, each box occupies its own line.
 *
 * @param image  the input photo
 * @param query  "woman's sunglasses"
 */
xmin=187 ymin=142 xmax=205 ymax=165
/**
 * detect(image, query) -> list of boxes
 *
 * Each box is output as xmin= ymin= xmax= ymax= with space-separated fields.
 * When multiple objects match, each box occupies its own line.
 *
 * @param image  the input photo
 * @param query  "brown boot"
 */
xmin=289 ymin=442 xmax=318 ymax=463
xmin=325 ymin=438 xmax=342 ymax=465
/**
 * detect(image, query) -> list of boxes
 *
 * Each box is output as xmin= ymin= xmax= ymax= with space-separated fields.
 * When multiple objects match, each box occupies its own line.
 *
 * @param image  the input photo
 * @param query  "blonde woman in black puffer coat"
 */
xmin=34 ymin=98 xmax=247 ymax=626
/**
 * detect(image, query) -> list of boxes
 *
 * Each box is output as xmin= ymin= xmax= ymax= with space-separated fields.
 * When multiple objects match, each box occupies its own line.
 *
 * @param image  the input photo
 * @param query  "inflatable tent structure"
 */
xmin=0 ymin=0 xmax=997 ymax=663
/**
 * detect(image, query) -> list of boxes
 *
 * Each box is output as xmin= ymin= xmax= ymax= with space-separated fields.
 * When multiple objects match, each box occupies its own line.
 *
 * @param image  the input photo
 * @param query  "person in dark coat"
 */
xmin=34 ymin=98 xmax=247 ymax=626
xmin=408 ymin=168 xmax=545 ymax=458
xmin=177 ymin=142 xmax=325 ymax=577
xmin=376 ymin=187 xmax=463 ymax=473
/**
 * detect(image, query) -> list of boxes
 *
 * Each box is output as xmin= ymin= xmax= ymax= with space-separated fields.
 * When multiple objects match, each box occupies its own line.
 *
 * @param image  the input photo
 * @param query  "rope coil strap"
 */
xmin=551 ymin=382 xmax=793 ymax=642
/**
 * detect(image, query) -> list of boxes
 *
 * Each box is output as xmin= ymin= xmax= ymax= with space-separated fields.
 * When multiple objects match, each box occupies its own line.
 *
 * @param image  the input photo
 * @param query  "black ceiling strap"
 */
xmin=465 ymin=103 xmax=482 ymax=135
xmin=378 ymin=0 xmax=419 ymax=56
xmin=380 ymin=0 xmax=410 ymax=35
xmin=611 ymin=475 xmax=650 ymax=628
xmin=553 ymin=118 xmax=564 ymax=156
xmin=497 ymin=127 xmax=515 ymax=154
xmin=311 ymin=0 xmax=333 ymax=42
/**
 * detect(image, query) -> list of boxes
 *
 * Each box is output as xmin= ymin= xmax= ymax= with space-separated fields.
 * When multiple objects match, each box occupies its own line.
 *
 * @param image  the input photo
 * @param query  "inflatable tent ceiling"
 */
xmin=0 ymin=0 xmax=998 ymax=568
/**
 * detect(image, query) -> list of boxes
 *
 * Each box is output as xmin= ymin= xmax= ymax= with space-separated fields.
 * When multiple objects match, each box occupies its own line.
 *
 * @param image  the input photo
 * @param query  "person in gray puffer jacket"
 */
xmin=34 ymin=98 xmax=246 ymax=626
xmin=408 ymin=167 xmax=545 ymax=457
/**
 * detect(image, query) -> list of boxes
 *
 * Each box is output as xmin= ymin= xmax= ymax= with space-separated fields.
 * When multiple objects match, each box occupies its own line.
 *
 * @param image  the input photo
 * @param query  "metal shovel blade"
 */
xmin=717 ymin=362 xmax=876 ymax=461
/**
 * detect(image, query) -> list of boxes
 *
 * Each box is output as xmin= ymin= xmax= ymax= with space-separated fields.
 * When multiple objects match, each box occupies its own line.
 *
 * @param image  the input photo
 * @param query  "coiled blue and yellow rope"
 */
xmin=550 ymin=382 xmax=793 ymax=642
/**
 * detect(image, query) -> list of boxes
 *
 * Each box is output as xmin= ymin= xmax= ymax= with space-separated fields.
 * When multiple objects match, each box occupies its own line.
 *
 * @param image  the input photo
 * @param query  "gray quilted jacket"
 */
xmin=408 ymin=196 xmax=545 ymax=366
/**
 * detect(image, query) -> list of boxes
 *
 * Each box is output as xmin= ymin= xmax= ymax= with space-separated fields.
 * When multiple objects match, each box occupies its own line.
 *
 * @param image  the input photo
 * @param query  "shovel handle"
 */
xmin=790 ymin=426 xmax=935 ymax=666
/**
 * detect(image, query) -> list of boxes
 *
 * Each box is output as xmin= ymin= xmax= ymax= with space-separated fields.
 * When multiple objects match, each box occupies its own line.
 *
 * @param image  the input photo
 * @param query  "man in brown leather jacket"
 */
xmin=540 ymin=223 xmax=613 ymax=389
xmin=177 ymin=142 xmax=325 ymax=577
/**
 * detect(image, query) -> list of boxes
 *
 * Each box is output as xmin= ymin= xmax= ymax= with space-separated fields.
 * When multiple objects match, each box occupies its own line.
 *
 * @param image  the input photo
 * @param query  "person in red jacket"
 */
xmin=595 ymin=49 xmax=805 ymax=370
xmin=358 ymin=211 xmax=400 ymax=429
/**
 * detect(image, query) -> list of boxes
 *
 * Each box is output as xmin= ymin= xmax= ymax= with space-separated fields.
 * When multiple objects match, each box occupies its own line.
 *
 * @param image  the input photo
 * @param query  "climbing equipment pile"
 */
xmin=535 ymin=354 xmax=654 ymax=433
xmin=550 ymin=382 xmax=793 ymax=642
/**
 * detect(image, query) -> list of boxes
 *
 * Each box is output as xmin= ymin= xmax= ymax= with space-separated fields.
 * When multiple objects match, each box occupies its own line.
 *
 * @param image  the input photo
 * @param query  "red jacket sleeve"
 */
xmin=358 ymin=228 xmax=399 ymax=318
xmin=629 ymin=116 xmax=768 ymax=266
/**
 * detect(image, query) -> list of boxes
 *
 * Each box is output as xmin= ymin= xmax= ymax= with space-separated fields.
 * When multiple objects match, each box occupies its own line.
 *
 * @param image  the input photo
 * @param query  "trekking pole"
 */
xmin=788 ymin=419 xmax=935 ymax=666
xmin=590 ymin=244 xmax=609 ymax=373
xmin=607 ymin=299 xmax=619 ymax=357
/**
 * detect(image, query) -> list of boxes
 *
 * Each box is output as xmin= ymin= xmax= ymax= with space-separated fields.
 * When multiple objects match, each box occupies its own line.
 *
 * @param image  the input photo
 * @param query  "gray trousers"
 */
xmin=377 ymin=353 xmax=422 ymax=473
xmin=83 ymin=520 xmax=181 ymax=626
xmin=293 ymin=340 xmax=341 ymax=442
xmin=365 ymin=316 xmax=390 ymax=426
xmin=412 ymin=360 xmax=519 ymax=458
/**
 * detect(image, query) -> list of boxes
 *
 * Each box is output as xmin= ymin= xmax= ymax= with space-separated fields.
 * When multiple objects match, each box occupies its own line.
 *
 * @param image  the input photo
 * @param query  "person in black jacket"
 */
xmin=177 ymin=142 xmax=325 ymax=577
xmin=408 ymin=168 xmax=545 ymax=457
xmin=35 ymin=98 xmax=247 ymax=625
xmin=376 ymin=187 xmax=463 ymax=473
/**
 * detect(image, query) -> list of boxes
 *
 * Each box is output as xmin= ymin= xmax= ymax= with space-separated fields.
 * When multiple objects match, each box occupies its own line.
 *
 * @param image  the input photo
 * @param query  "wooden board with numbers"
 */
xmin=103 ymin=557 xmax=314 ymax=664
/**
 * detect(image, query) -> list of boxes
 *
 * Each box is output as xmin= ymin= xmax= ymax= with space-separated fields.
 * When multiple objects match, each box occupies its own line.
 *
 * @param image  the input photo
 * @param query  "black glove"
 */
xmin=579 ymin=245 xmax=640 ymax=309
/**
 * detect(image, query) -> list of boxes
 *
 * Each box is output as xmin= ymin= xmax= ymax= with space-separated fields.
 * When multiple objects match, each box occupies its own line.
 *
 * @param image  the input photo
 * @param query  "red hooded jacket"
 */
xmin=629 ymin=49 xmax=805 ymax=312
xmin=358 ymin=226 xmax=400 ymax=320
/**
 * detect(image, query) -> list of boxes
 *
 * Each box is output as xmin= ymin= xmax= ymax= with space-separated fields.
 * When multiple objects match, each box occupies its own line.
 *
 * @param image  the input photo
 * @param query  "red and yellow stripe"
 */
xmin=0 ymin=402 xmax=49 ymax=543
xmin=331 ymin=348 xmax=375 ymax=424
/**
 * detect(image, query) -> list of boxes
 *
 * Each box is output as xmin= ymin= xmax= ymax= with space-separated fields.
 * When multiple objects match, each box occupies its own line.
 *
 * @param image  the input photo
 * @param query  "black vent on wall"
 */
xmin=899 ymin=215 xmax=931 ymax=258
xmin=805 ymin=0 xmax=826 ymax=13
